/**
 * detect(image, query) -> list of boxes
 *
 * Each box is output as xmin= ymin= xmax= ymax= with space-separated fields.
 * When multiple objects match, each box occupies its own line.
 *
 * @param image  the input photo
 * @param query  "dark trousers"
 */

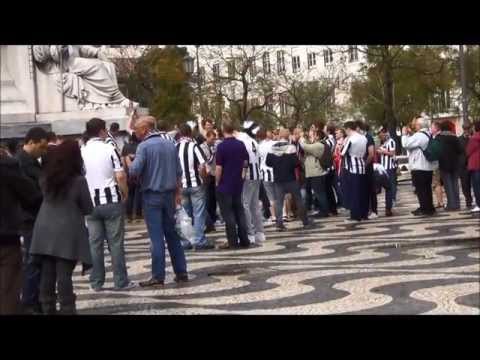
xmin=259 ymin=182 xmax=271 ymax=219
xmin=206 ymin=175 xmax=218 ymax=227
xmin=385 ymin=169 xmax=397 ymax=210
xmin=325 ymin=171 xmax=338 ymax=214
xmin=309 ymin=176 xmax=330 ymax=216
xmin=366 ymin=166 xmax=378 ymax=214
xmin=216 ymin=191 xmax=249 ymax=247
xmin=126 ymin=183 xmax=143 ymax=218
xmin=274 ymin=181 xmax=309 ymax=226
xmin=459 ymin=168 xmax=473 ymax=206
xmin=333 ymin=170 xmax=343 ymax=208
xmin=411 ymin=170 xmax=435 ymax=213
xmin=340 ymin=169 xmax=350 ymax=210
xmin=304 ymin=178 xmax=319 ymax=211
xmin=39 ymin=255 xmax=77 ymax=314
xmin=21 ymin=229 xmax=41 ymax=307
xmin=347 ymin=172 xmax=369 ymax=221
xmin=0 ymin=244 xmax=23 ymax=315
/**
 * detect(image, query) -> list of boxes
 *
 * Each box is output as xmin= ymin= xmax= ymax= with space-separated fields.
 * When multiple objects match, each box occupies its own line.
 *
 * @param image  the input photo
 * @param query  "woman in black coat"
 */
xmin=30 ymin=140 xmax=94 ymax=315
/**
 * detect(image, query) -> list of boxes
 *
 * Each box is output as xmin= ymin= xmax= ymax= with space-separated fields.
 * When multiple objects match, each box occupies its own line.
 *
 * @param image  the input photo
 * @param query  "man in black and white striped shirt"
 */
xmin=323 ymin=123 xmax=338 ymax=215
xmin=176 ymin=124 xmax=212 ymax=250
xmin=341 ymin=121 xmax=368 ymax=223
xmin=377 ymin=128 xmax=398 ymax=216
xmin=81 ymin=118 xmax=135 ymax=291
xmin=235 ymin=121 xmax=265 ymax=245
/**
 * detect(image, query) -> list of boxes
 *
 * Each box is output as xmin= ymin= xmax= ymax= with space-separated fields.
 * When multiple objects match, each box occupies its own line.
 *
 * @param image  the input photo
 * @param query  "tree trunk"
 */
xmin=382 ymin=48 xmax=401 ymax=154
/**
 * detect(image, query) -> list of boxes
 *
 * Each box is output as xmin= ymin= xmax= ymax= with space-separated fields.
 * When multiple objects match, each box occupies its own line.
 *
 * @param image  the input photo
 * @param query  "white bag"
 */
xmin=175 ymin=206 xmax=194 ymax=243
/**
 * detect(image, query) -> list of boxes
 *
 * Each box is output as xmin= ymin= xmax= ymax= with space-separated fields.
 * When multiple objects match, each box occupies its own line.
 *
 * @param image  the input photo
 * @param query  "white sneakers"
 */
xmin=255 ymin=232 xmax=266 ymax=243
xmin=368 ymin=212 xmax=379 ymax=220
xmin=471 ymin=206 xmax=480 ymax=213
xmin=248 ymin=235 xmax=256 ymax=244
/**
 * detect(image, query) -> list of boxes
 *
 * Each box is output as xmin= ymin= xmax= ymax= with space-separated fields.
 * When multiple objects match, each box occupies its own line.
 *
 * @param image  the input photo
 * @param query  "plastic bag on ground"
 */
xmin=175 ymin=206 xmax=194 ymax=245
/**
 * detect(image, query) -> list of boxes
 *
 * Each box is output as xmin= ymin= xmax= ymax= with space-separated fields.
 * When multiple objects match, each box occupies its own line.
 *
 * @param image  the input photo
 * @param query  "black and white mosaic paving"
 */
xmin=74 ymin=183 xmax=480 ymax=315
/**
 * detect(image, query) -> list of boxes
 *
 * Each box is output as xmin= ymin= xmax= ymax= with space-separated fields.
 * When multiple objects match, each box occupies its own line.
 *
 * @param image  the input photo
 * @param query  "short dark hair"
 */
xmin=206 ymin=130 xmax=216 ymax=138
xmin=202 ymin=118 xmax=214 ymax=128
xmin=25 ymin=127 xmax=49 ymax=144
xmin=109 ymin=122 xmax=120 ymax=132
xmin=157 ymin=120 xmax=169 ymax=132
xmin=179 ymin=123 xmax=192 ymax=138
xmin=344 ymin=121 xmax=357 ymax=131
xmin=86 ymin=118 xmax=106 ymax=138
xmin=256 ymin=128 xmax=267 ymax=141
xmin=326 ymin=122 xmax=336 ymax=135
xmin=439 ymin=121 xmax=451 ymax=132
xmin=474 ymin=121 xmax=480 ymax=132
xmin=222 ymin=120 xmax=235 ymax=134
xmin=46 ymin=131 xmax=57 ymax=143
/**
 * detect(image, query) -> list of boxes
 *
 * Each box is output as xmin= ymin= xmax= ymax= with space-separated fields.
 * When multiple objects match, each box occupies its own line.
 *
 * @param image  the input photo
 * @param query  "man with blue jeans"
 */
xmin=81 ymin=118 xmax=135 ymax=292
xmin=130 ymin=116 xmax=188 ymax=287
xmin=176 ymin=124 xmax=212 ymax=250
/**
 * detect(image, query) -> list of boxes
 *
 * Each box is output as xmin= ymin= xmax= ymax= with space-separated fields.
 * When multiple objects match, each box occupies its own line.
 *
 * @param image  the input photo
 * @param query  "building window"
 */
xmin=249 ymin=57 xmax=257 ymax=79
xmin=277 ymin=50 xmax=285 ymax=74
xmin=348 ymin=45 xmax=358 ymax=62
xmin=307 ymin=52 xmax=316 ymax=68
xmin=213 ymin=63 xmax=220 ymax=79
xmin=292 ymin=55 xmax=301 ymax=73
xmin=323 ymin=49 xmax=333 ymax=65
xmin=263 ymin=52 xmax=271 ymax=74
xmin=279 ymin=93 xmax=289 ymax=115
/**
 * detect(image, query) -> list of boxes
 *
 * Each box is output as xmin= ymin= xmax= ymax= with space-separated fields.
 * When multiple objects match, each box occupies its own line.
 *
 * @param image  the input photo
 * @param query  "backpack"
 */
xmin=420 ymin=131 xmax=442 ymax=162
xmin=318 ymin=140 xmax=333 ymax=169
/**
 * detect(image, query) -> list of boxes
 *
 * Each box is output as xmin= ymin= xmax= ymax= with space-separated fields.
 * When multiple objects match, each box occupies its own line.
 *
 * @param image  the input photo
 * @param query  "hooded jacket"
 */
xmin=401 ymin=129 xmax=438 ymax=171
xmin=466 ymin=131 xmax=480 ymax=171
xmin=266 ymin=142 xmax=299 ymax=183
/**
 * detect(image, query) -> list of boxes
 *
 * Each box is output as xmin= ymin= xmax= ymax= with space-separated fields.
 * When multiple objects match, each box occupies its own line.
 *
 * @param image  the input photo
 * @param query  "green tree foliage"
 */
xmin=117 ymin=46 xmax=194 ymax=127
xmin=464 ymin=45 xmax=480 ymax=120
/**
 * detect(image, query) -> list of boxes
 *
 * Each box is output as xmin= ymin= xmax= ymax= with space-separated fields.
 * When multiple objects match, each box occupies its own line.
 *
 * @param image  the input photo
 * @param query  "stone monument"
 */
xmin=1 ymin=45 xmax=147 ymax=139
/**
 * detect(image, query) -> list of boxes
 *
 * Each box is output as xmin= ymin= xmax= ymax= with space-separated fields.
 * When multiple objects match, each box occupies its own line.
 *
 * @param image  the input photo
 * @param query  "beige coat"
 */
xmin=300 ymin=140 xmax=327 ymax=178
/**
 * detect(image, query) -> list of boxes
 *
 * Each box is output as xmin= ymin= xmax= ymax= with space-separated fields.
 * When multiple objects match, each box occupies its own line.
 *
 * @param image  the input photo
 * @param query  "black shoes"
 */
xmin=194 ymin=243 xmax=215 ymax=251
xmin=412 ymin=208 xmax=423 ymax=216
xmin=385 ymin=209 xmax=393 ymax=217
xmin=276 ymin=224 xmax=287 ymax=232
xmin=174 ymin=273 xmax=189 ymax=283
xmin=139 ymin=278 xmax=164 ymax=288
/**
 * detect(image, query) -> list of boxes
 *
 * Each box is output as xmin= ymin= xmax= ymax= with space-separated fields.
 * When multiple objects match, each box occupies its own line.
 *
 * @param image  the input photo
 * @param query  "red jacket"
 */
xmin=466 ymin=132 xmax=480 ymax=171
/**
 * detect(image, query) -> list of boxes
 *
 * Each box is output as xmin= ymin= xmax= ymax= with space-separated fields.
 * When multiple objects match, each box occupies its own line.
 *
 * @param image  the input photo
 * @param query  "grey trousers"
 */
xmin=274 ymin=181 xmax=309 ymax=226
xmin=242 ymin=179 xmax=264 ymax=237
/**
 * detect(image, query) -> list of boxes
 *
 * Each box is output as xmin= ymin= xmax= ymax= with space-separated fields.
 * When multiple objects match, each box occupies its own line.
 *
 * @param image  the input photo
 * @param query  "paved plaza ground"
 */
xmin=74 ymin=181 xmax=480 ymax=315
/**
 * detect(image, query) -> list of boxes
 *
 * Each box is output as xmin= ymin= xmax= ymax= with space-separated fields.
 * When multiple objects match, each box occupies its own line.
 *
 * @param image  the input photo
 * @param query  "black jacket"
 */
xmin=436 ymin=131 xmax=463 ymax=173
xmin=0 ymin=155 xmax=42 ymax=246
xmin=458 ymin=134 xmax=469 ymax=169
xmin=15 ymin=149 xmax=43 ymax=228
xmin=266 ymin=152 xmax=299 ymax=183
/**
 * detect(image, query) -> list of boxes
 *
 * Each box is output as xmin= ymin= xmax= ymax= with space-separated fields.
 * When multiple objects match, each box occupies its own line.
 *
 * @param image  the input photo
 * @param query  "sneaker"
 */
xmin=114 ymin=281 xmax=137 ymax=291
xmin=248 ymin=234 xmax=256 ymax=244
xmin=255 ymin=232 xmax=266 ymax=243
xmin=344 ymin=219 xmax=360 ymax=225
xmin=181 ymin=240 xmax=193 ymax=250
xmin=276 ymin=224 xmax=287 ymax=232
xmin=368 ymin=212 xmax=379 ymax=220
xmin=471 ymin=206 xmax=480 ymax=213
xmin=90 ymin=285 xmax=104 ymax=292
xmin=411 ymin=208 xmax=423 ymax=216
xmin=139 ymin=278 xmax=164 ymax=288
xmin=385 ymin=209 xmax=393 ymax=217
xmin=194 ymin=243 xmax=215 ymax=251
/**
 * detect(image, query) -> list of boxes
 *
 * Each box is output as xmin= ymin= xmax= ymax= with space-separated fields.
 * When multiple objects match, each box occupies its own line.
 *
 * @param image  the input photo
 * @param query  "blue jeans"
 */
xmin=143 ymin=190 xmax=187 ymax=281
xmin=181 ymin=186 xmax=207 ymax=246
xmin=86 ymin=203 xmax=129 ymax=289
xmin=309 ymin=176 xmax=330 ymax=216
xmin=385 ymin=168 xmax=397 ymax=210
xmin=471 ymin=170 xmax=480 ymax=208
xmin=440 ymin=170 xmax=460 ymax=210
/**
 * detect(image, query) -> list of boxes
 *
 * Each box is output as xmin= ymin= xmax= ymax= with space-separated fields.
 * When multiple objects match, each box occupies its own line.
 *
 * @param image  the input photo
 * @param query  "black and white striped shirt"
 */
xmin=176 ymin=138 xmax=208 ymax=188
xmin=341 ymin=132 xmax=367 ymax=175
xmin=380 ymin=138 xmax=397 ymax=170
xmin=259 ymin=139 xmax=275 ymax=182
xmin=325 ymin=135 xmax=336 ymax=172
xmin=236 ymin=132 xmax=261 ymax=181
xmin=81 ymin=138 xmax=124 ymax=206
xmin=157 ymin=131 xmax=176 ymax=144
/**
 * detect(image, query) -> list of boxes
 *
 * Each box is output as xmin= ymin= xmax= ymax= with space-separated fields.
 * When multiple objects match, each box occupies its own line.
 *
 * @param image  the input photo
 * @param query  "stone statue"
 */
xmin=33 ymin=45 xmax=138 ymax=110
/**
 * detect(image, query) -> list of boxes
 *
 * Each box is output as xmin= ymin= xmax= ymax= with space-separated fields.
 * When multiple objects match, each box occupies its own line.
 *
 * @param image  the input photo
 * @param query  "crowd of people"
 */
xmin=1 ymin=113 xmax=480 ymax=315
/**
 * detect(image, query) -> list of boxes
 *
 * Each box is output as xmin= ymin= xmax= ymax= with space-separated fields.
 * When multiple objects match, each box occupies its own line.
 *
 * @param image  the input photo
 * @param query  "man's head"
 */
xmin=86 ymin=118 xmax=107 ymax=139
xmin=378 ymin=127 xmax=389 ymax=142
xmin=439 ymin=121 xmax=451 ymax=133
xmin=23 ymin=127 xmax=49 ymax=158
xmin=335 ymin=128 xmax=346 ymax=140
xmin=46 ymin=131 xmax=58 ymax=145
xmin=344 ymin=121 xmax=357 ymax=137
xmin=430 ymin=120 xmax=441 ymax=135
xmin=109 ymin=122 xmax=120 ymax=135
xmin=266 ymin=130 xmax=273 ymax=140
xmin=279 ymin=127 xmax=290 ymax=141
xmin=157 ymin=119 xmax=170 ymax=132
xmin=206 ymin=130 xmax=217 ymax=145
xmin=222 ymin=120 xmax=235 ymax=135
xmin=463 ymin=124 xmax=472 ymax=137
xmin=202 ymin=118 xmax=214 ymax=132
xmin=474 ymin=121 xmax=480 ymax=133
xmin=134 ymin=116 xmax=157 ymax=140
xmin=256 ymin=128 xmax=267 ymax=142
xmin=326 ymin=122 xmax=336 ymax=136
xmin=415 ymin=116 xmax=429 ymax=132
xmin=179 ymin=123 xmax=193 ymax=138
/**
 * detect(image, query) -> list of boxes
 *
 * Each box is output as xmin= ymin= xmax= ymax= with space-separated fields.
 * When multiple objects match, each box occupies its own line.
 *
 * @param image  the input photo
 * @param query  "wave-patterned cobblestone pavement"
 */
xmin=74 ymin=183 xmax=480 ymax=315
